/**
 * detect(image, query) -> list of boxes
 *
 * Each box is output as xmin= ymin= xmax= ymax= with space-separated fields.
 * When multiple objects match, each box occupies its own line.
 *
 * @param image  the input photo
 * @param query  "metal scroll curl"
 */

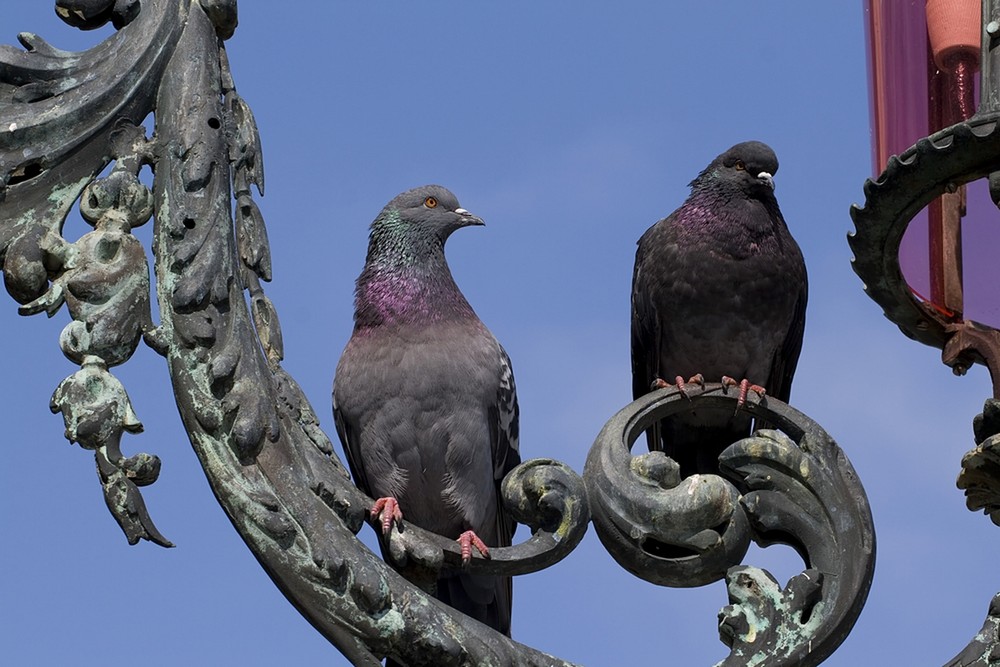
xmin=1 ymin=3 xmax=588 ymax=665
xmin=585 ymin=384 xmax=875 ymax=666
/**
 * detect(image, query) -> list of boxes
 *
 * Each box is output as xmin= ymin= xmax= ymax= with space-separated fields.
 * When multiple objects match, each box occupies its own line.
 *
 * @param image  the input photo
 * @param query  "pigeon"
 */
xmin=333 ymin=185 xmax=520 ymax=638
xmin=630 ymin=141 xmax=807 ymax=477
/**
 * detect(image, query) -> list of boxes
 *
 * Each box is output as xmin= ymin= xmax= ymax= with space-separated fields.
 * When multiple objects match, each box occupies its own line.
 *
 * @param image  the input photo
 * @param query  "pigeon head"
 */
xmin=355 ymin=186 xmax=484 ymax=327
xmin=366 ymin=185 xmax=484 ymax=267
xmin=692 ymin=141 xmax=780 ymax=198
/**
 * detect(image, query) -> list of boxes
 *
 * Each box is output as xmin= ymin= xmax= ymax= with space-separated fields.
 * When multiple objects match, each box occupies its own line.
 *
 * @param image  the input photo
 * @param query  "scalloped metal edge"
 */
xmin=848 ymin=114 xmax=1000 ymax=352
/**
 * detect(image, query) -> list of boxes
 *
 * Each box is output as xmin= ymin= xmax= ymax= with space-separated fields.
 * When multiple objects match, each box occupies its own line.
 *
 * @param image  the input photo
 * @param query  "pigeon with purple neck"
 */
xmin=334 ymin=185 xmax=520 ymax=638
xmin=631 ymin=141 xmax=808 ymax=477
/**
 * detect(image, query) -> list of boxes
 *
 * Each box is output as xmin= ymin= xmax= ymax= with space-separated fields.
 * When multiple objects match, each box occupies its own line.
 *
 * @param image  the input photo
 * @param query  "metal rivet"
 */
xmin=988 ymin=20 xmax=1000 ymax=35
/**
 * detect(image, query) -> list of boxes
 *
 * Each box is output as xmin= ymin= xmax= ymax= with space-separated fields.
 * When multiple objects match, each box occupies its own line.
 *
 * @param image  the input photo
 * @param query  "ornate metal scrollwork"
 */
xmin=2 ymin=3 xmax=879 ymax=665
xmin=849 ymin=116 xmax=1000 ymax=361
xmin=944 ymin=592 xmax=1000 ymax=667
xmin=946 ymin=401 xmax=1000 ymax=665
xmin=849 ymin=5 xmax=1000 ymax=664
xmin=585 ymin=384 xmax=875 ymax=666
xmin=2 ymin=0 xmax=181 ymax=546
xmin=2 ymin=3 xmax=588 ymax=665
xmin=960 ymin=398 xmax=1000 ymax=526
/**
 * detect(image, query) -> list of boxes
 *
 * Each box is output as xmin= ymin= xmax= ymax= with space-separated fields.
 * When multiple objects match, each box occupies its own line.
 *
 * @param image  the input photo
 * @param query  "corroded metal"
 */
xmin=2 ymin=2 xmax=877 ymax=665
xmin=1 ymin=3 xmax=585 ymax=665
xmin=959 ymin=398 xmax=1000 ymax=526
xmin=1 ymin=0 xmax=179 ymax=546
xmin=944 ymin=593 xmax=1000 ymax=666
xmin=586 ymin=384 xmax=875 ymax=666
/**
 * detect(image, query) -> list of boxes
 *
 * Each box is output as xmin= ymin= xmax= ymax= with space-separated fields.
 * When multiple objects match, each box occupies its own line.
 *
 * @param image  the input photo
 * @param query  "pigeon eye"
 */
xmin=424 ymin=196 xmax=438 ymax=208
xmin=734 ymin=160 xmax=746 ymax=171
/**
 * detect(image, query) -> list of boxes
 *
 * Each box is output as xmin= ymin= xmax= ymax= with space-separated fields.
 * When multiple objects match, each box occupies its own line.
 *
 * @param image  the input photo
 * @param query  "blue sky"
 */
xmin=3 ymin=3 xmax=998 ymax=665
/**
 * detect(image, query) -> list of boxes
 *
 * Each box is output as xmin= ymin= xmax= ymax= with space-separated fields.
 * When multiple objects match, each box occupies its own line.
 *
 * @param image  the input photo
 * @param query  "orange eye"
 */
xmin=424 ymin=196 xmax=438 ymax=208
xmin=734 ymin=160 xmax=746 ymax=171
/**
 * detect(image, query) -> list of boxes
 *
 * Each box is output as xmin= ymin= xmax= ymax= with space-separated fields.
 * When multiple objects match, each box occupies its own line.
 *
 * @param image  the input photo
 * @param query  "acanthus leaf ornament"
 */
xmin=2 ymin=2 xmax=878 ymax=665
xmin=585 ymin=384 xmax=875 ymax=666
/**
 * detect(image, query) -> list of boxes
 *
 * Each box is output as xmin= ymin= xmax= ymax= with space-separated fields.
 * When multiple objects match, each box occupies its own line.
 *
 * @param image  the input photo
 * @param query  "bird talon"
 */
xmin=732 ymin=378 xmax=767 ymax=411
xmin=653 ymin=375 xmax=708 ymax=400
xmin=371 ymin=497 xmax=403 ymax=536
xmin=675 ymin=374 xmax=705 ymax=399
xmin=457 ymin=530 xmax=490 ymax=565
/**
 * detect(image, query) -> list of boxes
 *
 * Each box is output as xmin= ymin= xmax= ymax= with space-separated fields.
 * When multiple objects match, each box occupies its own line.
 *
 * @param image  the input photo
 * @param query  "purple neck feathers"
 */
xmin=353 ymin=264 xmax=476 ymax=330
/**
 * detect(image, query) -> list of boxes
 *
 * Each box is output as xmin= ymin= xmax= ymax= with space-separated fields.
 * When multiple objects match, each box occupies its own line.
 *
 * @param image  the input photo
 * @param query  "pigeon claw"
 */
xmin=371 ymin=497 xmax=403 ymax=536
xmin=676 ymin=373 xmax=705 ymax=399
xmin=457 ymin=530 xmax=490 ymax=565
xmin=721 ymin=376 xmax=766 ymax=411
xmin=651 ymin=374 xmax=706 ymax=399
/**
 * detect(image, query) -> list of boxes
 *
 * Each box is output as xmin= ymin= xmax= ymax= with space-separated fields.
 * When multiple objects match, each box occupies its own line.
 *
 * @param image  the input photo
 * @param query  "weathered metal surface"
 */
xmin=1 ymin=2 xmax=586 ymax=664
xmin=1 ymin=0 xmax=180 ymax=545
xmin=944 ymin=592 xmax=1000 ymax=666
xmin=848 ymin=117 xmax=1000 ymax=352
xmin=586 ymin=384 xmax=875 ymax=667
xmin=960 ymin=398 xmax=1000 ymax=525
xmin=2 ymin=2 xmax=880 ymax=665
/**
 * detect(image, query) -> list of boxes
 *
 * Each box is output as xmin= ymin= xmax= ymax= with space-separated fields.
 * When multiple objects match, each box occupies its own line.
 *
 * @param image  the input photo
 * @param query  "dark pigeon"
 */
xmin=333 ymin=185 xmax=520 ymax=639
xmin=631 ymin=141 xmax=808 ymax=477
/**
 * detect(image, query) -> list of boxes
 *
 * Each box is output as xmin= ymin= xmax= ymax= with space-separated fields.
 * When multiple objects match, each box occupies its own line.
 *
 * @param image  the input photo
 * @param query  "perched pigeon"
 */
xmin=333 ymin=185 xmax=520 ymax=637
xmin=631 ymin=141 xmax=807 ymax=476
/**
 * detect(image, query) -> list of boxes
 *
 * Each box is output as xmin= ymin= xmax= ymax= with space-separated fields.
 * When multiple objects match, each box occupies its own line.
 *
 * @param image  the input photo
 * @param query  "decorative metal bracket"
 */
xmin=849 ymin=0 xmax=1000 ymax=396
xmin=585 ymin=384 xmax=874 ymax=667
xmin=2 ymin=2 xmax=877 ymax=665
xmin=849 ymin=2 xmax=1000 ymax=664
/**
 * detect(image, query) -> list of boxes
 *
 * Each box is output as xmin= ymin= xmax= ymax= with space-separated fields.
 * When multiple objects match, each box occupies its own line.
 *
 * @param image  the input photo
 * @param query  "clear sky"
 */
xmin=3 ymin=3 xmax=998 ymax=666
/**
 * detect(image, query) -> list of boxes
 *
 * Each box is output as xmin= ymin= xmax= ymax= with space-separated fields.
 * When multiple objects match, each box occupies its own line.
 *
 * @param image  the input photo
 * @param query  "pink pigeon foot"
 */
xmin=650 ymin=374 xmax=706 ymax=399
xmin=457 ymin=530 xmax=491 ymax=565
xmin=371 ymin=497 xmax=403 ymax=536
xmin=721 ymin=376 xmax=766 ymax=410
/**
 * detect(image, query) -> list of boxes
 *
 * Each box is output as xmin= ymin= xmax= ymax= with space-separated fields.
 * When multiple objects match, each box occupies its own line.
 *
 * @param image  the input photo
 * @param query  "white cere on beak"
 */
xmin=757 ymin=171 xmax=775 ymax=190
xmin=455 ymin=208 xmax=470 ymax=215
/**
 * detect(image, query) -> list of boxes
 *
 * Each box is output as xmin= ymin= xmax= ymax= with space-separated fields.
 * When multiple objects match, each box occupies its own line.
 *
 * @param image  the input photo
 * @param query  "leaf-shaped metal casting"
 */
xmin=718 ymin=425 xmax=874 ymax=666
xmin=1 ymin=0 xmax=184 ymax=282
xmin=586 ymin=384 xmax=875 ymax=666
xmin=950 ymin=400 xmax=1000 ymax=665
xmin=0 ymin=0 xmax=185 ymax=546
xmin=1 ymin=3 xmax=879 ymax=666
xmin=5 ymin=89 xmax=170 ymax=544
xmin=71 ymin=3 xmax=582 ymax=664
xmin=960 ymin=398 xmax=1000 ymax=526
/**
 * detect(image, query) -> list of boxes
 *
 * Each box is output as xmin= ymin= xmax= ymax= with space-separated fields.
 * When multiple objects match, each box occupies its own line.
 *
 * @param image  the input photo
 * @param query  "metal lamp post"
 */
xmin=11 ymin=1 xmax=999 ymax=664
xmin=852 ymin=3 xmax=1000 ymax=662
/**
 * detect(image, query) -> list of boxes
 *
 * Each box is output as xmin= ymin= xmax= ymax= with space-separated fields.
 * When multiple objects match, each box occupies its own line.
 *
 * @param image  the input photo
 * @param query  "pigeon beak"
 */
xmin=455 ymin=208 xmax=486 ymax=227
xmin=757 ymin=171 xmax=775 ymax=190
